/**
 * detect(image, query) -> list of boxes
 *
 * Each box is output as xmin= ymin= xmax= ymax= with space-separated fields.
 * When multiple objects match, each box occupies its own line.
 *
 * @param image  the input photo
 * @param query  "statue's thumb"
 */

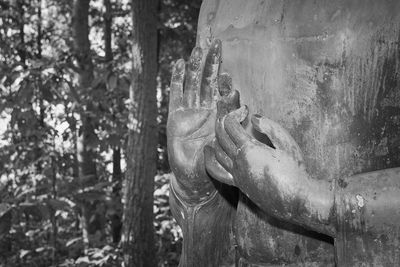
xmin=218 ymin=73 xmax=232 ymax=97
xmin=217 ymin=90 xmax=240 ymax=118
xmin=251 ymin=115 xmax=303 ymax=160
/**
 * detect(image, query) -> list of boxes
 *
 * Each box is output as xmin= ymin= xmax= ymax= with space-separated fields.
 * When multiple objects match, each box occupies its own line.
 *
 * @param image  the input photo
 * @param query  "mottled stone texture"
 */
xmin=196 ymin=0 xmax=400 ymax=266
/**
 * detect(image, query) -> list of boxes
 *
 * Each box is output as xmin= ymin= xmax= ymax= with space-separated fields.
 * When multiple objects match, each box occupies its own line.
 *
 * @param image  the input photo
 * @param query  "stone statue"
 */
xmin=167 ymin=1 xmax=400 ymax=266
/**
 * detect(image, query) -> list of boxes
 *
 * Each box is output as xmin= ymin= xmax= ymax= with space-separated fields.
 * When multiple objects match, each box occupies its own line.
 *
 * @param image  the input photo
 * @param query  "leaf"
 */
xmin=35 ymin=247 xmax=46 ymax=253
xmin=93 ymin=181 xmax=111 ymax=191
xmin=107 ymin=73 xmax=117 ymax=91
xmin=119 ymin=76 xmax=130 ymax=92
xmin=75 ymin=256 xmax=90 ymax=264
xmin=0 ymin=205 xmax=11 ymax=237
xmin=20 ymin=249 xmax=30 ymax=259
xmin=0 ymin=203 xmax=11 ymax=217
xmin=66 ymin=237 xmax=82 ymax=247
xmin=19 ymin=202 xmax=48 ymax=221
xmin=15 ymin=188 xmax=35 ymax=201
xmin=91 ymin=76 xmax=104 ymax=89
xmin=17 ymin=79 xmax=33 ymax=103
xmin=47 ymin=199 xmax=71 ymax=211
xmin=41 ymin=81 xmax=53 ymax=102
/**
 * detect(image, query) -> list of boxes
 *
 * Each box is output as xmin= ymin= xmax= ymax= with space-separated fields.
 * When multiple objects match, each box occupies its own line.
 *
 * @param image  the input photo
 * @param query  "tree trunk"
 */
xmin=111 ymin=147 xmax=122 ymax=243
xmin=16 ymin=0 xmax=25 ymax=66
xmin=103 ymin=0 xmax=123 ymax=244
xmin=104 ymin=0 xmax=112 ymax=64
xmin=72 ymin=0 xmax=105 ymax=251
xmin=121 ymin=0 xmax=158 ymax=266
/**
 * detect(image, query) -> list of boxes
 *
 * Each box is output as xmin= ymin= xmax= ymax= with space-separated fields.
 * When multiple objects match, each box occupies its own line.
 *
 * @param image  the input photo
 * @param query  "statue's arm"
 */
xmin=227 ymin=159 xmax=400 ymax=239
xmin=334 ymin=167 xmax=400 ymax=237
xmin=206 ymin=104 xmax=400 ymax=238
xmin=205 ymin=107 xmax=336 ymax=236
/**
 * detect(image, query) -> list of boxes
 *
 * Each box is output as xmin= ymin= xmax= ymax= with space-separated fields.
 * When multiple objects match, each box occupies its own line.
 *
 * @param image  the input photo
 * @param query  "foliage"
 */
xmin=154 ymin=174 xmax=182 ymax=266
xmin=0 ymin=0 xmax=200 ymax=265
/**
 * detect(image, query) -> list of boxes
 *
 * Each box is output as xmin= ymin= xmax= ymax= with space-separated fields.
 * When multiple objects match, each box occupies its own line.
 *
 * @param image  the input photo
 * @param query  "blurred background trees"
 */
xmin=0 ymin=0 xmax=202 ymax=266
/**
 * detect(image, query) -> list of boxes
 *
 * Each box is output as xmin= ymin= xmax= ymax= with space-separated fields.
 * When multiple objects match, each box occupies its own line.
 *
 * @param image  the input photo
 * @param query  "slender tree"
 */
xmin=72 ymin=0 xmax=105 ymax=251
xmin=121 ymin=0 xmax=158 ymax=265
xmin=103 ymin=0 xmax=123 ymax=244
xmin=16 ymin=0 xmax=26 ymax=66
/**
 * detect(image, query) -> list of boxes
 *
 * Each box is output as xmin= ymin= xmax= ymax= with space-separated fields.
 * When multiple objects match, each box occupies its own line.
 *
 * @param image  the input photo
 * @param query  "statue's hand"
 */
xmin=167 ymin=40 xmax=224 ymax=203
xmin=205 ymin=105 xmax=309 ymax=213
xmin=206 ymin=106 xmax=336 ymax=234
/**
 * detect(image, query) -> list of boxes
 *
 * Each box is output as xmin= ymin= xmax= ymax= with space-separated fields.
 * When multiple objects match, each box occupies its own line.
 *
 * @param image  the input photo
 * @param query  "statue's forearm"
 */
xmin=332 ymin=167 xmax=400 ymax=264
xmin=334 ymin=167 xmax=400 ymax=236
xmin=169 ymin=175 xmax=236 ymax=267
xmin=251 ymin=167 xmax=400 ymax=239
xmin=240 ymin=166 xmax=336 ymax=236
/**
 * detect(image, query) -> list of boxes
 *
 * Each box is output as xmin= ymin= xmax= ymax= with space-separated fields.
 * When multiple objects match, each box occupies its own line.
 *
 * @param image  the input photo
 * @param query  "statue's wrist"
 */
xmin=333 ymin=177 xmax=350 ymax=232
xmin=169 ymin=174 xmax=235 ymax=267
xmin=170 ymin=174 xmax=217 ymax=205
xmin=169 ymin=175 xmax=219 ymax=226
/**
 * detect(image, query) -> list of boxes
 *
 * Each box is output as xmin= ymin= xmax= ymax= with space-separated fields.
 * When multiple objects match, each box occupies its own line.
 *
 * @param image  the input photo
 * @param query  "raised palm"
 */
xmin=167 ymin=40 xmax=237 ymax=203
xmin=168 ymin=106 xmax=216 ymax=203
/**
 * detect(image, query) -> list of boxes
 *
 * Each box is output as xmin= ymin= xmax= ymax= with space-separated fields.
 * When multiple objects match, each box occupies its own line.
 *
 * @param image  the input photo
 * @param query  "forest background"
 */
xmin=0 ymin=0 xmax=202 ymax=266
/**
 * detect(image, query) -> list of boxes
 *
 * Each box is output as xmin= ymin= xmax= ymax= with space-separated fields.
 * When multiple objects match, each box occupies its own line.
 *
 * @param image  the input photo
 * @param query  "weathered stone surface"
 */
xmin=197 ymin=1 xmax=400 ymax=265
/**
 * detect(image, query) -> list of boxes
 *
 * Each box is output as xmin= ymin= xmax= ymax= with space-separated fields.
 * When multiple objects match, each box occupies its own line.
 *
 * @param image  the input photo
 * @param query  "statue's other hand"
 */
xmin=205 ymin=106 xmax=309 ymax=211
xmin=206 ymin=109 xmax=336 ymax=234
xmin=167 ymin=40 xmax=222 ymax=203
